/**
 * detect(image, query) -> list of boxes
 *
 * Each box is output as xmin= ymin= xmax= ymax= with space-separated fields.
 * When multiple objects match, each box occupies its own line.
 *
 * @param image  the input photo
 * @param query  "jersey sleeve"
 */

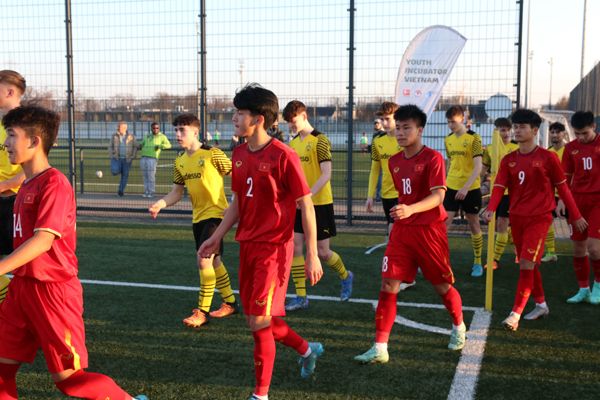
xmin=316 ymin=135 xmax=332 ymax=163
xmin=472 ymin=134 xmax=483 ymax=158
xmin=482 ymin=146 xmax=491 ymax=167
xmin=371 ymin=137 xmax=381 ymax=162
xmin=211 ymin=148 xmax=233 ymax=175
xmin=444 ymin=137 xmax=451 ymax=159
xmin=173 ymin=159 xmax=184 ymax=185
xmin=283 ymin=151 xmax=311 ymax=201
xmin=34 ymin=178 xmax=72 ymax=238
xmin=231 ymin=148 xmax=241 ymax=193
xmin=429 ymin=152 xmax=447 ymax=191
xmin=562 ymin=147 xmax=574 ymax=177
xmin=548 ymin=151 xmax=567 ymax=185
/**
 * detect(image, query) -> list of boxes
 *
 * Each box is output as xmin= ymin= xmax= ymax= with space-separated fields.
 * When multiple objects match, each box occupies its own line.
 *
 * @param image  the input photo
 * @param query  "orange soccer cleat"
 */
xmin=183 ymin=309 xmax=210 ymax=327
xmin=209 ymin=302 xmax=240 ymax=318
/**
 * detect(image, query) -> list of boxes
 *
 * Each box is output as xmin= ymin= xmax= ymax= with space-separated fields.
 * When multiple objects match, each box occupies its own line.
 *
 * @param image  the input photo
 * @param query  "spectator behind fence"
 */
xmin=268 ymin=121 xmax=285 ymax=143
xmin=138 ymin=122 xmax=171 ymax=198
xmin=109 ymin=121 xmax=138 ymax=197
xmin=214 ymin=129 xmax=220 ymax=147
xmin=360 ymin=132 xmax=368 ymax=154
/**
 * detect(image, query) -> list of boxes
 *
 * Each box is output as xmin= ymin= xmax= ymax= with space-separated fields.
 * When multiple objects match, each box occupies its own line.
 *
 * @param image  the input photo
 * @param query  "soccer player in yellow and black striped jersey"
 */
xmin=542 ymin=122 xmax=568 ymax=263
xmin=0 ymin=70 xmax=26 ymax=305
xmin=149 ymin=113 xmax=238 ymax=327
xmin=480 ymin=118 xmax=519 ymax=269
xmin=444 ymin=105 xmax=485 ymax=277
xmin=283 ymin=100 xmax=353 ymax=310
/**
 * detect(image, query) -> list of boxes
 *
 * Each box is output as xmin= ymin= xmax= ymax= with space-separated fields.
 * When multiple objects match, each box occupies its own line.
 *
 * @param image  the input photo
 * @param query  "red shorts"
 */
xmin=569 ymin=193 xmax=600 ymax=242
xmin=0 ymin=276 xmax=88 ymax=373
xmin=510 ymin=213 xmax=553 ymax=264
xmin=383 ymin=221 xmax=455 ymax=286
xmin=239 ymin=241 xmax=293 ymax=317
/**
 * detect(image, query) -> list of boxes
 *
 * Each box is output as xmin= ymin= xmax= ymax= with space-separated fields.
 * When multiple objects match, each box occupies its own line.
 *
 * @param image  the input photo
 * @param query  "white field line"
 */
xmin=75 ymin=278 xmax=488 ymax=400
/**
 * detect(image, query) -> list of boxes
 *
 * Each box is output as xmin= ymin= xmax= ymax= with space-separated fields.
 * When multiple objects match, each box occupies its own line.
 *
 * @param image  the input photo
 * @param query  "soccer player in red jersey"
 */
xmin=199 ymin=84 xmax=324 ymax=400
xmin=0 ymin=107 xmax=148 ymax=400
xmin=355 ymin=105 xmax=466 ymax=364
xmin=484 ymin=109 xmax=587 ymax=331
xmin=557 ymin=111 xmax=600 ymax=304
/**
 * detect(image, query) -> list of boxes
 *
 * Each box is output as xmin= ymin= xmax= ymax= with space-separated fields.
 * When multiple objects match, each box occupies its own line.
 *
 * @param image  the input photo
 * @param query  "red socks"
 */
xmin=591 ymin=259 xmax=600 ymax=284
xmin=513 ymin=269 xmax=534 ymax=314
xmin=54 ymin=369 xmax=130 ymax=400
xmin=271 ymin=317 xmax=309 ymax=355
xmin=252 ymin=327 xmax=276 ymax=397
xmin=375 ymin=291 xmax=397 ymax=343
xmin=0 ymin=363 xmax=19 ymax=400
xmin=532 ymin=265 xmax=545 ymax=304
xmin=574 ymin=256 xmax=591 ymax=288
xmin=440 ymin=286 xmax=464 ymax=326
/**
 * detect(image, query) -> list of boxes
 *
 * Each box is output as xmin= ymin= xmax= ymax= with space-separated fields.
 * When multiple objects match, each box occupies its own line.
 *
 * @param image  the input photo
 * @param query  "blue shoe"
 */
xmin=285 ymin=295 xmax=309 ymax=311
xmin=299 ymin=342 xmax=324 ymax=378
xmin=471 ymin=264 xmax=483 ymax=277
xmin=135 ymin=396 xmax=149 ymax=400
xmin=448 ymin=329 xmax=466 ymax=351
xmin=340 ymin=271 xmax=354 ymax=301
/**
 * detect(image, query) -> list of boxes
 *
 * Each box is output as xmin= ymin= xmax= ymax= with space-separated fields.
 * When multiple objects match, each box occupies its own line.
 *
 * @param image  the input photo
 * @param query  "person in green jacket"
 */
xmin=139 ymin=122 xmax=171 ymax=198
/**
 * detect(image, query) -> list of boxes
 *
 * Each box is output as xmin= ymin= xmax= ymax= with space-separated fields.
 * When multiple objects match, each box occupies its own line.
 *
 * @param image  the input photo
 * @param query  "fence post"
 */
xmin=79 ymin=148 xmax=84 ymax=194
xmin=516 ymin=0 xmax=524 ymax=109
xmin=199 ymin=0 xmax=207 ymax=142
xmin=64 ymin=0 xmax=76 ymax=194
xmin=346 ymin=0 xmax=356 ymax=226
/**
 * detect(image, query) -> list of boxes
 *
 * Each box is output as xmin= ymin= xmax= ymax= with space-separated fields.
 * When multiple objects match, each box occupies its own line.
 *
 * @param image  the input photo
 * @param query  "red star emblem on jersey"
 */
xmin=259 ymin=163 xmax=270 ymax=172
xmin=415 ymin=164 xmax=424 ymax=171
xmin=533 ymin=161 xmax=542 ymax=167
xmin=595 ymin=147 xmax=600 ymax=153
xmin=24 ymin=193 xmax=35 ymax=204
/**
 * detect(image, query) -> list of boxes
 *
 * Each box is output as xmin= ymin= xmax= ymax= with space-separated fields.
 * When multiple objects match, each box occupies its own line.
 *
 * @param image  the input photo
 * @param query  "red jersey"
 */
xmin=493 ymin=147 xmax=566 ymax=217
xmin=13 ymin=168 xmax=78 ymax=282
xmin=232 ymin=138 xmax=311 ymax=243
xmin=562 ymin=133 xmax=600 ymax=194
xmin=388 ymin=146 xmax=448 ymax=225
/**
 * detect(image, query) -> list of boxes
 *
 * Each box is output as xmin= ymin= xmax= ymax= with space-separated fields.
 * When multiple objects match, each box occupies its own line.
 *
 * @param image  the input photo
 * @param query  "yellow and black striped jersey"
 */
xmin=173 ymin=145 xmax=231 ymax=223
xmin=548 ymin=145 xmax=566 ymax=197
xmin=0 ymin=123 xmax=23 ymax=193
xmin=289 ymin=130 xmax=333 ymax=205
xmin=445 ymin=130 xmax=483 ymax=191
xmin=483 ymin=140 xmax=519 ymax=195
xmin=368 ymin=133 xmax=402 ymax=199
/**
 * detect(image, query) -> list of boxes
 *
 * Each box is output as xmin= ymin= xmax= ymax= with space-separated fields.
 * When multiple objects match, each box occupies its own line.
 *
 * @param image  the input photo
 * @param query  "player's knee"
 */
xmin=317 ymin=248 xmax=332 ymax=261
xmin=588 ymin=246 xmax=600 ymax=260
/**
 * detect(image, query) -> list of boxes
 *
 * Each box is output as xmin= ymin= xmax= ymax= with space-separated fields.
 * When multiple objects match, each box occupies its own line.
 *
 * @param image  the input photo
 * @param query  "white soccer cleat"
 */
xmin=523 ymin=305 xmax=549 ymax=320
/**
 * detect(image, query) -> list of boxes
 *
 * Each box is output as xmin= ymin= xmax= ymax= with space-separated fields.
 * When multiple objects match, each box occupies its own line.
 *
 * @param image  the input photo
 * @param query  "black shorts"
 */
xmin=193 ymin=218 xmax=224 ymax=255
xmin=443 ymin=188 xmax=482 ymax=215
xmin=382 ymin=197 xmax=399 ymax=224
xmin=0 ymin=195 xmax=16 ymax=255
xmin=294 ymin=203 xmax=337 ymax=241
xmin=552 ymin=196 xmax=568 ymax=219
xmin=496 ymin=195 xmax=510 ymax=218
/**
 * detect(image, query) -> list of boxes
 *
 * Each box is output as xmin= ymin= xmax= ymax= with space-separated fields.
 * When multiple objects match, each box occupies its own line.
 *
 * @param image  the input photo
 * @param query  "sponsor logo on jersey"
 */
xmin=0 ymin=144 xmax=6 ymax=151
xmin=235 ymin=161 xmax=242 ymax=167
xmin=415 ymin=90 xmax=422 ymax=97
xmin=394 ymin=167 xmax=399 ymax=173
xmin=259 ymin=163 xmax=270 ymax=172
xmin=448 ymin=150 xmax=467 ymax=157
xmin=572 ymin=150 xmax=579 ymax=155
xmin=255 ymin=299 xmax=266 ymax=307
xmin=403 ymin=89 xmax=410 ymax=96
xmin=415 ymin=164 xmax=424 ymax=171
xmin=380 ymin=153 xmax=394 ymax=160
xmin=300 ymin=156 xmax=310 ymax=162
xmin=533 ymin=161 xmax=542 ymax=167
xmin=181 ymin=172 xmax=202 ymax=180
xmin=509 ymin=162 xmax=516 ymax=168
xmin=24 ymin=193 xmax=35 ymax=204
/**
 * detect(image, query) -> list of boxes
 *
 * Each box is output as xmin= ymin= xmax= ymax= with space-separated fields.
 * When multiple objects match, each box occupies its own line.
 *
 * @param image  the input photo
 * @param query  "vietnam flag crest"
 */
xmin=533 ymin=161 xmax=542 ymax=168
xmin=24 ymin=193 xmax=35 ymax=204
xmin=259 ymin=163 xmax=270 ymax=172
xmin=415 ymin=164 xmax=425 ymax=172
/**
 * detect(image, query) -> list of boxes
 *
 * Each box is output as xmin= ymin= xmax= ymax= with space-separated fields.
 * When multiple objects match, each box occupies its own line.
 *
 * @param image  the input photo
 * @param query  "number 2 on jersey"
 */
xmin=246 ymin=177 xmax=253 ymax=197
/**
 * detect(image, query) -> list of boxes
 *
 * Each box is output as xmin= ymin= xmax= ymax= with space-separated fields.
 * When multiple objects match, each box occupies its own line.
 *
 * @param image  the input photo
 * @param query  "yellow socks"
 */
xmin=545 ymin=225 xmax=556 ymax=254
xmin=0 ymin=274 xmax=9 ymax=304
xmin=494 ymin=232 xmax=509 ymax=263
xmin=291 ymin=256 xmax=306 ymax=298
xmin=472 ymin=232 xmax=483 ymax=265
xmin=198 ymin=268 xmax=216 ymax=312
xmin=507 ymin=227 xmax=514 ymax=246
xmin=326 ymin=252 xmax=349 ymax=280
xmin=214 ymin=263 xmax=236 ymax=304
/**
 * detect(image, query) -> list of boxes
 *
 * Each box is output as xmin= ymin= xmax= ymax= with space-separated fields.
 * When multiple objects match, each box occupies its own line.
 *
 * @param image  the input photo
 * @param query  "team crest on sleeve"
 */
xmin=236 ymin=161 xmax=242 ymax=167
xmin=509 ymin=162 xmax=516 ymax=168
xmin=24 ymin=193 xmax=35 ymax=204
xmin=415 ymin=164 xmax=424 ymax=171
xmin=259 ymin=163 xmax=270 ymax=172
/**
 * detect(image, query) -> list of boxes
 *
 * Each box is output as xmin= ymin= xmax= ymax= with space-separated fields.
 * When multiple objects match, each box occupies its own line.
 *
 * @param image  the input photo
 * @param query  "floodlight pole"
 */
xmin=581 ymin=0 xmax=587 ymax=80
xmin=346 ymin=0 xmax=356 ymax=226
xmin=199 ymin=0 xmax=207 ymax=142
xmin=64 ymin=0 xmax=76 ymax=193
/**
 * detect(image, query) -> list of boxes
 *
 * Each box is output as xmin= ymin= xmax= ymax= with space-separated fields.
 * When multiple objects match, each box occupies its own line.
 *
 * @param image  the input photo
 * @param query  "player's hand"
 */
xmin=366 ymin=197 xmax=374 ymax=213
xmin=390 ymin=204 xmax=413 ymax=220
xmin=572 ymin=217 xmax=588 ymax=234
xmin=304 ymin=252 xmax=323 ymax=286
xmin=149 ymin=203 xmax=162 ymax=218
xmin=455 ymin=187 xmax=468 ymax=201
xmin=221 ymin=206 xmax=229 ymax=217
xmin=198 ymin=238 xmax=218 ymax=258
xmin=482 ymin=210 xmax=494 ymax=223
xmin=556 ymin=200 xmax=566 ymax=218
